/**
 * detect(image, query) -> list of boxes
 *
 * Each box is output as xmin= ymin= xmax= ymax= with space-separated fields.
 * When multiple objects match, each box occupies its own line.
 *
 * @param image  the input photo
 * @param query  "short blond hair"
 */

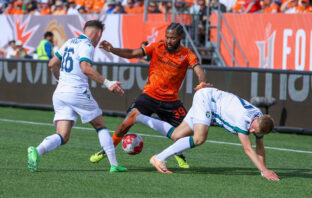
xmin=258 ymin=115 xmax=274 ymax=135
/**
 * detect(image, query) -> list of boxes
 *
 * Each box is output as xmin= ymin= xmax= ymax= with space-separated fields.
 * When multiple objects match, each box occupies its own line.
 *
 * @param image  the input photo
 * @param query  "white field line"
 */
xmin=1 ymin=118 xmax=312 ymax=154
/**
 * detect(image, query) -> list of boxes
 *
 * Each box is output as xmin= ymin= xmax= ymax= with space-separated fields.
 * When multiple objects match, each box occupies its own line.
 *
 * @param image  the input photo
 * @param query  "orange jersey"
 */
xmin=263 ymin=3 xmax=280 ymax=13
xmin=142 ymin=42 xmax=199 ymax=101
xmin=93 ymin=0 xmax=105 ymax=13
xmin=84 ymin=0 xmax=94 ymax=11
xmin=40 ymin=8 xmax=51 ymax=15
xmin=295 ymin=5 xmax=312 ymax=13
xmin=232 ymin=0 xmax=246 ymax=12
xmin=132 ymin=5 xmax=145 ymax=13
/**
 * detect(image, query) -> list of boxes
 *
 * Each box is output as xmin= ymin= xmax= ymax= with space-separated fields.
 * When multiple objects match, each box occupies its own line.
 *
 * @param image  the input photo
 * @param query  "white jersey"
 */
xmin=55 ymin=35 xmax=94 ymax=93
xmin=185 ymin=88 xmax=263 ymax=136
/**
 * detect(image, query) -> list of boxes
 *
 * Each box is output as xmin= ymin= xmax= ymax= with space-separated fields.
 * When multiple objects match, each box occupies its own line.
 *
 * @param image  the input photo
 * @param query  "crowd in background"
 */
xmin=0 ymin=0 xmax=311 ymax=58
xmin=0 ymin=0 xmax=311 ymax=15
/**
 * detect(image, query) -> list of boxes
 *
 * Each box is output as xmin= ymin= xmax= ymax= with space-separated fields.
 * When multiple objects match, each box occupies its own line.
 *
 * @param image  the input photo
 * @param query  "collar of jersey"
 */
xmin=78 ymin=34 xmax=91 ymax=42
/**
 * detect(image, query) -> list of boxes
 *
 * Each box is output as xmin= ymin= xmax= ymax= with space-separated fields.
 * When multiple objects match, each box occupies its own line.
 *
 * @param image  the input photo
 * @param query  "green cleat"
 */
xmin=174 ymin=154 xmax=190 ymax=169
xmin=90 ymin=150 xmax=106 ymax=163
xmin=110 ymin=165 xmax=128 ymax=173
xmin=27 ymin=146 xmax=39 ymax=172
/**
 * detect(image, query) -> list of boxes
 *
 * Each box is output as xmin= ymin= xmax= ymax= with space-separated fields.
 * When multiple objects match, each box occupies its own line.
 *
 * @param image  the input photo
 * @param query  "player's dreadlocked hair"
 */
xmin=166 ymin=23 xmax=184 ymax=37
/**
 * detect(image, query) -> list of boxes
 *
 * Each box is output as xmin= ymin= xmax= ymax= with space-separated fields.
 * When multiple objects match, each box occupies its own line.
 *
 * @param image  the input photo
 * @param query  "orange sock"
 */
xmin=112 ymin=132 xmax=123 ymax=147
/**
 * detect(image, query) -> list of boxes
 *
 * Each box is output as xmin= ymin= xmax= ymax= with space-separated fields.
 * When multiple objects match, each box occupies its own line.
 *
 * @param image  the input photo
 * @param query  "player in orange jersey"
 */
xmin=90 ymin=23 xmax=211 ymax=168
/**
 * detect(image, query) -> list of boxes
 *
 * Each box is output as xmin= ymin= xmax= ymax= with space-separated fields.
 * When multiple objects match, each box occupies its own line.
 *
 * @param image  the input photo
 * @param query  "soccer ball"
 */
xmin=122 ymin=133 xmax=144 ymax=155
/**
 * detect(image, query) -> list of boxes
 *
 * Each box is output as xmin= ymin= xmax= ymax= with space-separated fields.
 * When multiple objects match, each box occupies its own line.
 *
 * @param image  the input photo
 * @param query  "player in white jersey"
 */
xmin=131 ymin=87 xmax=279 ymax=180
xmin=27 ymin=20 xmax=127 ymax=173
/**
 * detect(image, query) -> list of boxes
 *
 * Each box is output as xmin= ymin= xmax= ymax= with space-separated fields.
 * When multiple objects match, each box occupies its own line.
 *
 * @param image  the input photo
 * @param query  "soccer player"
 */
xmin=135 ymin=87 xmax=280 ymax=181
xmin=27 ymin=20 xmax=127 ymax=173
xmin=90 ymin=23 xmax=211 ymax=168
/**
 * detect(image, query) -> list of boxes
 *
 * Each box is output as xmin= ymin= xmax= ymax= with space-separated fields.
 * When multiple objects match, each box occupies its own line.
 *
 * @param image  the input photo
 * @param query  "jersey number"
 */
xmin=61 ymin=47 xmax=74 ymax=73
xmin=173 ymin=107 xmax=186 ymax=119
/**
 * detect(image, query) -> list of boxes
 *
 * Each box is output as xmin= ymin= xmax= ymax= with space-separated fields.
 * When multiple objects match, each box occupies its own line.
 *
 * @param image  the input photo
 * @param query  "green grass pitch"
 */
xmin=0 ymin=107 xmax=311 ymax=198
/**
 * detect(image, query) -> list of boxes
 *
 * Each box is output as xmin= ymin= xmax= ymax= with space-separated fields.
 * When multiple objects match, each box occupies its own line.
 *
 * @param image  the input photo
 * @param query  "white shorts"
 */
xmin=184 ymin=88 xmax=213 ymax=130
xmin=52 ymin=90 xmax=102 ymax=125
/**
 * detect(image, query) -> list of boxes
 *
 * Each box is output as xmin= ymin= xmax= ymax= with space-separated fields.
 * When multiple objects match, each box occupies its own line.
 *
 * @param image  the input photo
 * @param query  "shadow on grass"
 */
xmin=129 ymin=166 xmax=312 ymax=179
xmin=23 ymin=166 xmax=312 ymax=179
xmin=174 ymin=167 xmax=312 ymax=179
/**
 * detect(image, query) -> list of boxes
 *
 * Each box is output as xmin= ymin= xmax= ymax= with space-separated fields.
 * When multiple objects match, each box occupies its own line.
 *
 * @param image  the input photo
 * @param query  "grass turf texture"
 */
xmin=0 ymin=107 xmax=312 ymax=198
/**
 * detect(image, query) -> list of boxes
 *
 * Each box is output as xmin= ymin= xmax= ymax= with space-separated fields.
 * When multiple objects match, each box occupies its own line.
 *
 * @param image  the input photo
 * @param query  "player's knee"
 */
xmin=193 ymin=136 xmax=206 ymax=146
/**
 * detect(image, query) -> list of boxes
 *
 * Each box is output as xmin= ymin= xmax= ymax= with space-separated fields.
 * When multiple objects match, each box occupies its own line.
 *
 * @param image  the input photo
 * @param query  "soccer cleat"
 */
xmin=110 ymin=164 xmax=128 ymax=173
xmin=149 ymin=155 xmax=172 ymax=174
xmin=90 ymin=150 xmax=106 ymax=163
xmin=121 ymin=108 xmax=140 ymax=131
xmin=174 ymin=154 xmax=190 ymax=169
xmin=27 ymin=146 xmax=40 ymax=172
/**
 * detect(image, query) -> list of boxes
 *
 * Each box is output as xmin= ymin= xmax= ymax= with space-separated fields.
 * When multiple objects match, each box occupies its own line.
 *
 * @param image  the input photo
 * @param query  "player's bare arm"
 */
xmin=99 ymin=40 xmax=143 ymax=59
xmin=238 ymin=133 xmax=280 ymax=181
xmin=255 ymin=138 xmax=266 ymax=165
xmin=80 ymin=61 xmax=124 ymax=95
xmin=48 ymin=55 xmax=61 ymax=80
xmin=193 ymin=65 xmax=213 ymax=90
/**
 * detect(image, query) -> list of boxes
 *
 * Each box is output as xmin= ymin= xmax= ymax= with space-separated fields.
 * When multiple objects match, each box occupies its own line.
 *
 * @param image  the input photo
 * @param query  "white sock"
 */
xmin=36 ymin=133 xmax=63 ymax=156
xmin=136 ymin=114 xmax=175 ymax=138
xmin=97 ymin=127 xmax=118 ymax=166
xmin=156 ymin=136 xmax=194 ymax=161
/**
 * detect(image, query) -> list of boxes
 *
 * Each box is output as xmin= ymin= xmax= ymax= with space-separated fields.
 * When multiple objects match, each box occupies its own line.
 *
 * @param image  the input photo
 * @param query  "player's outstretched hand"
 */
xmin=108 ymin=81 xmax=124 ymax=95
xmin=99 ymin=40 xmax=113 ymax=52
xmin=194 ymin=82 xmax=213 ymax=91
xmin=261 ymin=169 xmax=280 ymax=181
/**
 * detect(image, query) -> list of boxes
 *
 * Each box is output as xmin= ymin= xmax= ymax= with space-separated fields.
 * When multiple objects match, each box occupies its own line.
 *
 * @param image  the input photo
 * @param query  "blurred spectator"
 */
xmin=159 ymin=1 xmax=173 ymax=13
xmin=244 ymin=0 xmax=262 ymax=12
xmin=53 ymin=1 xmax=67 ymax=15
xmin=280 ymin=0 xmax=298 ymax=13
xmin=93 ymin=0 xmax=105 ymax=13
xmin=0 ymin=1 xmax=5 ymax=14
xmin=274 ymin=0 xmax=283 ymax=6
xmin=36 ymin=31 xmax=54 ymax=60
xmin=12 ymin=0 xmax=25 ymax=15
xmin=15 ymin=40 xmax=28 ymax=58
xmin=220 ymin=0 xmax=237 ymax=11
xmin=189 ymin=0 xmax=201 ymax=14
xmin=113 ymin=1 xmax=126 ymax=13
xmin=0 ymin=48 xmax=6 ymax=58
xmin=132 ymin=0 xmax=144 ymax=13
xmin=175 ymin=0 xmax=190 ymax=13
xmin=208 ymin=0 xmax=227 ymax=13
xmin=137 ymin=41 xmax=151 ymax=64
xmin=27 ymin=0 xmax=40 ymax=15
xmin=295 ymin=0 xmax=311 ymax=12
xmin=84 ymin=0 xmax=94 ymax=13
xmin=233 ymin=0 xmax=262 ymax=13
xmin=67 ymin=0 xmax=79 ymax=15
xmin=197 ymin=0 xmax=208 ymax=45
xmin=75 ymin=0 xmax=85 ymax=7
xmin=3 ymin=1 xmax=14 ymax=15
xmin=261 ymin=0 xmax=280 ymax=13
xmin=6 ymin=40 xmax=17 ymax=58
xmin=124 ymin=0 xmax=136 ymax=13
xmin=77 ymin=5 xmax=87 ymax=14
xmin=40 ymin=0 xmax=52 ymax=15
xmin=104 ymin=0 xmax=117 ymax=13
xmin=148 ymin=2 xmax=161 ymax=13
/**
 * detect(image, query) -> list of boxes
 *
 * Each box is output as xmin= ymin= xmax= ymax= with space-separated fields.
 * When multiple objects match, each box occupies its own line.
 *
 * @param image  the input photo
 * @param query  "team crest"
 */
xmin=206 ymin=111 xmax=211 ymax=118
